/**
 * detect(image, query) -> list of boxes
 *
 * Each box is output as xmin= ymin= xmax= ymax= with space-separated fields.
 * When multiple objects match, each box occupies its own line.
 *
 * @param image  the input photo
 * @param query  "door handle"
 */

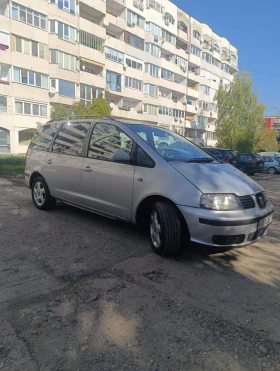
xmin=46 ymin=160 xmax=52 ymax=165
xmin=83 ymin=166 xmax=92 ymax=172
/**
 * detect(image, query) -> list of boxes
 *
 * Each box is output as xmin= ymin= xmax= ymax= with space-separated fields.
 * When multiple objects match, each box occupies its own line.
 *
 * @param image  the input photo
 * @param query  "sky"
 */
xmin=175 ymin=0 xmax=280 ymax=116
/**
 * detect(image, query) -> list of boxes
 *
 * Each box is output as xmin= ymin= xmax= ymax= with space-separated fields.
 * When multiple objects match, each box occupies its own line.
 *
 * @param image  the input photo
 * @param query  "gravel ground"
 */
xmin=0 ymin=173 xmax=279 ymax=371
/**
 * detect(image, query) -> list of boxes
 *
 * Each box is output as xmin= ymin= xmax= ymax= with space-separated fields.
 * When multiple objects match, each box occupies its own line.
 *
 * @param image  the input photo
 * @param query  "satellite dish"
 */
xmin=49 ymin=87 xmax=56 ymax=94
xmin=123 ymin=63 xmax=128 ymax=70
xmin=109 ymin=102 xmax=114 ymax=109
xmin=103 ymin=18 xmax=109 ymax=27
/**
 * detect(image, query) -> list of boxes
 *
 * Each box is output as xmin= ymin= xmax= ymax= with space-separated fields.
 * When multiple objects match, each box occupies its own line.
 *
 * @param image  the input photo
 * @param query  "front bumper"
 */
xmin=177 ymin=202 xmax=274 ymax=247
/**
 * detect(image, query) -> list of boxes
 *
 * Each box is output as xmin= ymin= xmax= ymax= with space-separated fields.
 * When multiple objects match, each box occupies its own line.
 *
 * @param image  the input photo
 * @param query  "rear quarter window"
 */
xmin=239 ymin=154 xmax=252 ymax=161
xmin=29 ymin=123 xmax=61 ymax=151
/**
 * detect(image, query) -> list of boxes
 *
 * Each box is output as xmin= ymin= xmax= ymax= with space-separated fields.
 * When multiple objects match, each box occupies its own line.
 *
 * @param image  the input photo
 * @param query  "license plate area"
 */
xmin=257 ymin=214 xmax=273 ymax=231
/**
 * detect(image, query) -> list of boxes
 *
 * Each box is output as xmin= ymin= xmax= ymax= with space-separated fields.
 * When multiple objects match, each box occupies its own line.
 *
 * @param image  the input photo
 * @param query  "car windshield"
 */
xmin=128 ymin=124 xmax=215 ymax=163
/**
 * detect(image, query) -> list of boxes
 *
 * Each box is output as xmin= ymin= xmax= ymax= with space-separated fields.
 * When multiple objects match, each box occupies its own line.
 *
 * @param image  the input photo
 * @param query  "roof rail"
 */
xmin=45 ymin=115 xmax=113 ymax=124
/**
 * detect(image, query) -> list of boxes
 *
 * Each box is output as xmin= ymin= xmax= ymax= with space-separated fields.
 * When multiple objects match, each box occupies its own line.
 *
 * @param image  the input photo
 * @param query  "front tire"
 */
xmin=267 ymin=167 xmax=277 ymax=175
xmin=32 ymin=176 xmax=56 ymax=210
xmin=149 ymin=201 xmax=181 ymax=256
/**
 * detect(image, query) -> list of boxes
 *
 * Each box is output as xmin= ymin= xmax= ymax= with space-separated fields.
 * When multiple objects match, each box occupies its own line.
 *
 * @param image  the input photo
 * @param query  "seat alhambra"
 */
xmin=25 ymin=117 xmax=274 ymax=256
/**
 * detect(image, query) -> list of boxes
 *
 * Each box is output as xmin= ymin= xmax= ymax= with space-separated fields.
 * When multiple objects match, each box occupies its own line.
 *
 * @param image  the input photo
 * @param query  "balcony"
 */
xmin=186 ymin=102 xmax=198 ymax=115
xmin=105 ymin=12 xmax=126 ymax=31
xmin=106 ymin=0 xmax=126 ymax=10
xmin=80 ymin=17 xmax=106 ymax=39
xmin=188 ymin=69 xmax=200 ymax=82
xmin=80 ymin=59 xmax=105 ymax=88
xmin=79 ymin=0 xmax=106 ymax=14
xmin=79 ymin=45 xmax=106 ymax=65
xmin=105 ymin=35 xmax=125 ymax=52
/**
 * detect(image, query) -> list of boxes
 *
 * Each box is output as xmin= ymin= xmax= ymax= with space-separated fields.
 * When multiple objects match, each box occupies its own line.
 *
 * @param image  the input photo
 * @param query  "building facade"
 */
xmin=0 ymin=0 xmax=238 ymax=154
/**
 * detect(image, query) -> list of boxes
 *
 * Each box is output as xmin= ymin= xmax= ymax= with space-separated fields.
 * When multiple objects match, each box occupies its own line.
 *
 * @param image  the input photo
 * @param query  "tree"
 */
xmin=254 ymin=128 xmax=279 ymax=152
xmin=215 ymin=72 xmax=265 ymax=152
xmin=50 ymin=92 xmax=111 ymax=120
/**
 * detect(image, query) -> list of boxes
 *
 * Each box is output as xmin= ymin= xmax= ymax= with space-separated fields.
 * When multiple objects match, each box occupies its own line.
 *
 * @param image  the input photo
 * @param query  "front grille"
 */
xmin=238 ymin=195 xmax=255 ymax=209
xmin=212 ymin=235 xmax=245 ymax=246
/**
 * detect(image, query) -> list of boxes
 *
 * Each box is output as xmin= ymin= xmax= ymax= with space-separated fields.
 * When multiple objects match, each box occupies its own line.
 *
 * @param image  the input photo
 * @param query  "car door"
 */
xmin=42 ymin=121 xmax=91 ymax=204
xmin=81 ymin=122 xmax=135 ymax=220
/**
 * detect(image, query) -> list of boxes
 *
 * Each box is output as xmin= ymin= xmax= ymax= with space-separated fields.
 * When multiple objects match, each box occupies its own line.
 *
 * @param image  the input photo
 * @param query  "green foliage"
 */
xmin=215 ymin=72 xmax=266 ymax=152
xmin=0 ymin=155 xmax=25 ymax=165
xmin=254 ymin=128 xmax=279 ymax=152
xmin=50 ymin=92 xmax=111 ymax=120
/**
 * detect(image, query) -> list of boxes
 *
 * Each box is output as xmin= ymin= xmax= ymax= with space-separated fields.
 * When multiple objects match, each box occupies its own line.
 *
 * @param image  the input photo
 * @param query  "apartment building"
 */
xmin=0 ymin=0 xmax=238 ymax=154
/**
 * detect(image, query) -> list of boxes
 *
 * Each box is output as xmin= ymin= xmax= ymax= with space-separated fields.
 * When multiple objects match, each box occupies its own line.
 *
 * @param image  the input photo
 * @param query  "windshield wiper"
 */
xmin=183 ymin=158 xmax=214 ymax=163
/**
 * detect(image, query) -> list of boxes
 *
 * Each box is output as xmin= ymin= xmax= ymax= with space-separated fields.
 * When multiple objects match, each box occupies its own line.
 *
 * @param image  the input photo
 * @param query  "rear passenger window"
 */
xmin=29 ymin=123 xmax=60 ymax=151
xmin=88 ymin=123 xmax=133 ymax=161
xmin=52 ymin=122 xmax=90 ymax=156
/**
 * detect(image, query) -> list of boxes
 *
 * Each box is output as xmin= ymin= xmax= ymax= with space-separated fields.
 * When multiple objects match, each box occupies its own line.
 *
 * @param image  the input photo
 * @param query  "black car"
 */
xmin=236 ymin=153 xmax=264 ymax=175
xmin=204 ymin=148 xmax=237 ymax=165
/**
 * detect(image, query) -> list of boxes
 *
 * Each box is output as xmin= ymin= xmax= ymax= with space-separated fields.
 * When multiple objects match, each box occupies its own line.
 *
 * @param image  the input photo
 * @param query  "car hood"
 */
xmin=170 ymin=162 xmax=263 ymax=196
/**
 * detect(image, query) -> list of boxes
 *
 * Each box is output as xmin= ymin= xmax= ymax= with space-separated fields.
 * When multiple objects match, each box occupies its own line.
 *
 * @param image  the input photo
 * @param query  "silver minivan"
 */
xmin=25 ymin=117 xmax=274 ymax=255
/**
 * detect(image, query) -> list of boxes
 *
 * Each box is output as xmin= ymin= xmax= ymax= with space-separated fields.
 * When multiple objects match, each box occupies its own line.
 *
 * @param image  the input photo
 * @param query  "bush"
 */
xmin=0 ymin=155 xmax=25 ymax=166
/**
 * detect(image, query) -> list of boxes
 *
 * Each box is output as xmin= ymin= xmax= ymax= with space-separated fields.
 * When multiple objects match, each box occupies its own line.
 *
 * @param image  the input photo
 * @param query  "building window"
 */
xmin=80 ymin=84 xmax=93 ymax=105
xmin=145 ymin=43 xmax=161 ymax=58
xmin=127 ymin=9 xmax=145 ymax=28
xmin=14 ymin=36 xmax=46 ymax=59
xmin=50 ymin=0 xmax=75 ymax=15
xmin=13 ymin=67 xmax=48 ymax=88
xmin=173 ymin=109 xmax=185 ymax=118
xmin=203 ymin=52 xmax=211 ymax=63
xmin=106 ymin=71 xmax=121 ymax=92
xmin=147 ymin=0 xmax=164 ymax=13
xmin=193 ymin=30 xmax=201 ymax=40
xmin=52 ymin=122 xmax=90 ymax=156
xmin=164 ymin=13 xmax=175 ymax=25
xmin=221 ymin=63 xmax=230 ymax=73
xmin=0 ymin=63 xmax=10 ymax=82
xmin=58 ymin=79 xmax=75 ymax=98
xmin=143 ymin=83 xmax=158 ymax=97
xmin=200 ymin=85 xmax=210 ymax=95
xmin=15 ymin=99 xmax=48 ymax=117
xmin=12 ymin=3 xmax=46 ymax=30
xmin=143 ymin=104 xmax=158 ymax=116
xmin=0 ymin=31 xmax=10 ymax=50
xmin=207 ymin=131 xmax=216 ymax=140
xmin=79 ymin=30 xmax=104 ymax=51
xmin=145 ymin=63 xmax=160 ymax=77
xmin=174 ymin=55 xmax=188 ymax=67
xmin=49 ymin=20 xmax=76 ymax=43
xmin=50 ymin=50 xmax=76 ymax=71
xmin=191 ymin=45 xmax=201 ymax=57
xmin=161 ymin=68 xmax=174 ymax=81
xmin=0 ymin=95 xmax=7 ymax=112
xmin=161 ymin=29 xmax=176 ymax=44
xmin=213 ymin=43 xmax=220 ymax=53
xmin=145 ymin=22 xmax=161 ymax=37
xmin=231 ymin=54 xmax=237 ymax=62
xmin=126 ymin=57 xmax=143 ymax=70
xmin=212 ymin=57 xmax=220 ymax=68
xmin=159 ymin=106 xmax=172 ymax=116
xmin=178 ymin=21 xmax=187 ymax=33
xmin=105 ymin=47 xmax=124 ymax=64
xmin=198 ymin=116 xmax=208 ymax=125
xmin=124 ymin=32 xmax=144 ymax=50
xmin=125 ymin=77 xmax=142 ymax=91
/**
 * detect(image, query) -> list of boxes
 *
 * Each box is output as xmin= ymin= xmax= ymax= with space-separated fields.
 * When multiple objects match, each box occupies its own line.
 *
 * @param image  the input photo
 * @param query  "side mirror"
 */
xmin=111 ymin=151 xmax=131 ymax=163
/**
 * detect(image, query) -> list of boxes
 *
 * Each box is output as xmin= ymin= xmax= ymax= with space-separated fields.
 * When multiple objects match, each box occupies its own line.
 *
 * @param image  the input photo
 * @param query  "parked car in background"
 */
xmin=259 ymin=152 xmax=280 ymax=158
xmin=25 ymin=117 xmax=274 ymax=256
xmin=204 ymin=148 xmax=237 ymax=165
xmin=236 ymin=153 xmax=264 ymax=175
xmin=262 ymin=156 xmax=280 ymax=174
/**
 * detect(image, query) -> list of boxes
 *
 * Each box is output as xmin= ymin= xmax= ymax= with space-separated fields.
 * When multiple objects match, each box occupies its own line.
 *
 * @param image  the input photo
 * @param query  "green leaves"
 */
xmin=216 ymin=72 xmax=265 ymax=152
xmin=50 ymin=92 xmax=111 ymax=120
xmin=254 ymin=128 xmax=279 ymax=152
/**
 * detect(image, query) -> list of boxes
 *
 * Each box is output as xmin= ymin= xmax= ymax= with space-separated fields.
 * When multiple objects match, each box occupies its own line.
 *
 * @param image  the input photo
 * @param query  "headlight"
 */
xmin=200 ymin=194 xmax=242 ymax=210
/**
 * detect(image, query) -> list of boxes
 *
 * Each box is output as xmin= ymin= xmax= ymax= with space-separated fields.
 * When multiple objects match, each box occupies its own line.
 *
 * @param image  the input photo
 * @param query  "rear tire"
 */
xmin=31 ymin=176 xmax=56 ymax=210
xmin=149 ymin=201 xmax=181 ymax=256
xmin=267 ymin=167 xmax=277 ymax=175
xmin=247 ymin=171 xmax=255 ymax=176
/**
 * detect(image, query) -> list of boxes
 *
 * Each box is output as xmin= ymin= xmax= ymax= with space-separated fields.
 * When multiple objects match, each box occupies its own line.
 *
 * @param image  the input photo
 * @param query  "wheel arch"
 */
xmin=135 ymin=195 xmax=189 ymax=235
xmin=29 ymin=171 xmax=44 ymax=188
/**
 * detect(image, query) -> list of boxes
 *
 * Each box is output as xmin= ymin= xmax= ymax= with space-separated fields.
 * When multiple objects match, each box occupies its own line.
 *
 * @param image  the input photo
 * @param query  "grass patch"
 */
xmin=0 ymin=165 xmax=25 ymax=174
xmin=0 ymin=156 xmax=25 ymax=174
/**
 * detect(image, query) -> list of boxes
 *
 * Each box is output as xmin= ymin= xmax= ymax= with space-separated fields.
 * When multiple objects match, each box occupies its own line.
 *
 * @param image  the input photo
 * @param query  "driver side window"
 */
xmin=88 ymin=123 xmax=133 ymax=161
